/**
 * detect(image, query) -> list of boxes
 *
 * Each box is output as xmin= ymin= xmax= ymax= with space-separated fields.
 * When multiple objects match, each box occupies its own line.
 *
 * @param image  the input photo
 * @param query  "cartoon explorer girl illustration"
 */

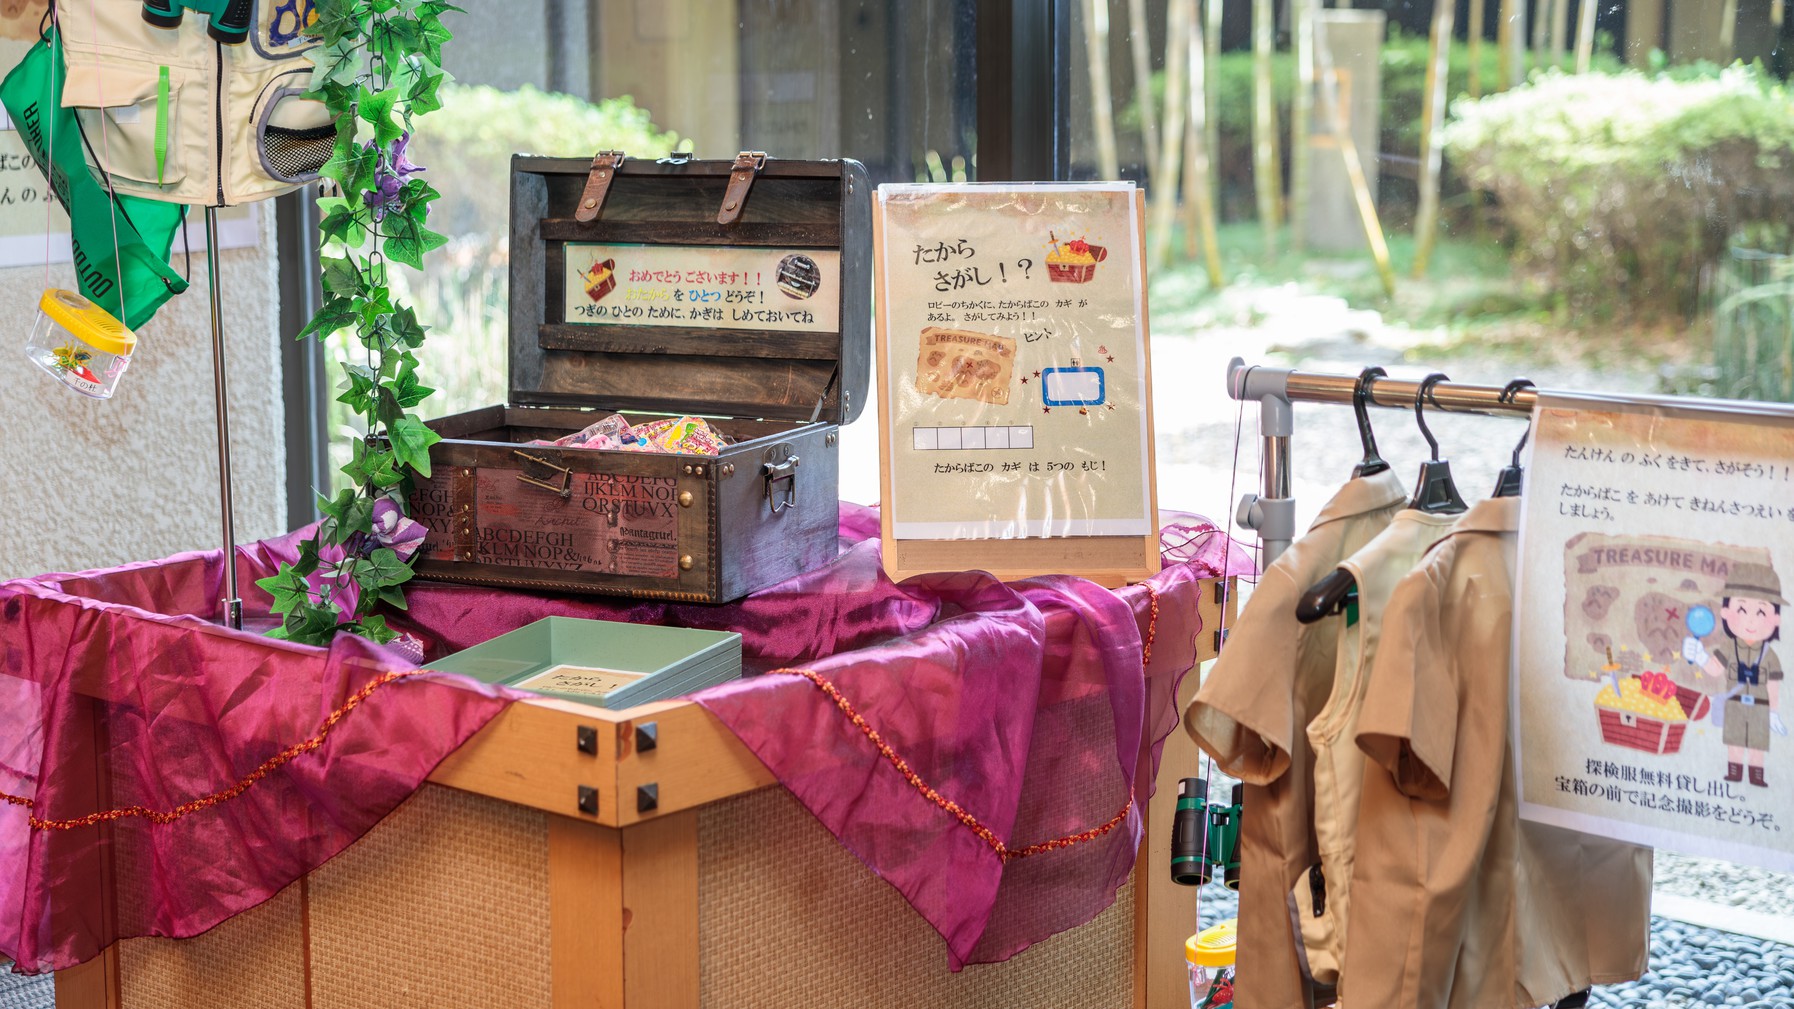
xmin=1686 ymin=562 xmax=1786 ymax=787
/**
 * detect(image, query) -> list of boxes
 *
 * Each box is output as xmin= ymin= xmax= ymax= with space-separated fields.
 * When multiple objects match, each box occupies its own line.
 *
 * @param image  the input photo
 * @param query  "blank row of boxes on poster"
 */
xmin=912 ymin=426 xmax=1036 ymax=451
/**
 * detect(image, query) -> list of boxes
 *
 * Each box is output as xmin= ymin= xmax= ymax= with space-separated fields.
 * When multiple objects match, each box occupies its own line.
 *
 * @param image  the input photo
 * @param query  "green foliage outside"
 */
xmin=1119 ymin=29 xmax=1620 ymax=218
xmin=1446 ymin=64 xmax=1794 ymax=319
xmin=405 ymin=84 xmax=684 ymax=239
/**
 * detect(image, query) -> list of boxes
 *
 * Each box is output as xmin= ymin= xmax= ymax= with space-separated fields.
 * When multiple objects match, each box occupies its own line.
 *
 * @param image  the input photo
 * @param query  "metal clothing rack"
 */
xmin=1226 ymin=356 xmax=1537 ymax=566
xmin=1222 ymin=359 xmax=1598 ymax=1009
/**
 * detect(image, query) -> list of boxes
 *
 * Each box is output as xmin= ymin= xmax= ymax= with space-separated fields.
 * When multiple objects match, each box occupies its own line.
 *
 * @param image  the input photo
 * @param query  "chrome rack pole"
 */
xmin=206 ymin=206 xmax=241 ymax=630
xmin=1227 ymin=359 xmax=1298 ymax=566
xmin=1225 ymin=358 xmax=1539 ymax=565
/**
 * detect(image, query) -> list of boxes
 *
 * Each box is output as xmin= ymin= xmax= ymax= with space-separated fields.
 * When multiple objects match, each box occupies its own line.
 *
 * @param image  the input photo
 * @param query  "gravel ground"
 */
xmin=1592 ymin=919 xmax=1794 ymax=1009
xmin=0 ymin=968 xmax=48 ymax=1009
xmin=1654 ymin=852 xmax=1794 ymax=916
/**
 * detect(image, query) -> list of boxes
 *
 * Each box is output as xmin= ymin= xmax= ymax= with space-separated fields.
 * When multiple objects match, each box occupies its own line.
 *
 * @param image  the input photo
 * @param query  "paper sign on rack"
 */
xmin=1515 ymin=392 xmax=1794 ymax=871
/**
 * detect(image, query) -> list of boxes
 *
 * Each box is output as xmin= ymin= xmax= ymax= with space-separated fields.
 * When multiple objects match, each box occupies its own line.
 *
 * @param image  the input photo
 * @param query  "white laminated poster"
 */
xmin=872 ymin=183 xmax=1158 ymax=585
xmin=1515 ymin=392 xmax=1794 ymax=870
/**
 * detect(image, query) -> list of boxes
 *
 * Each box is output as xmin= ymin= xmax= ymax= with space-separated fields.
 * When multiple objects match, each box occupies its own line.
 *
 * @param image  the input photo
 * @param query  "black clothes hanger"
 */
xmin=1492 ymin=378 xmax=1535 ymax=498
xmin=1408 ymin=373 xmax=1469 ymax=515
xmin=1297 ymin=367 xmax=1395 ymax=623
xmin=1352 ymin=366 xmax=1391 ymax=477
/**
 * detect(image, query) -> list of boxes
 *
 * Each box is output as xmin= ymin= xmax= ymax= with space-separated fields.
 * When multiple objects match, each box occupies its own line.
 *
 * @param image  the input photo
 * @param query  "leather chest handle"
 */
xmin=717 ymin=150 xmax=768 ymax=226
xmin=575 ymin=150 xmax=626 ymax=224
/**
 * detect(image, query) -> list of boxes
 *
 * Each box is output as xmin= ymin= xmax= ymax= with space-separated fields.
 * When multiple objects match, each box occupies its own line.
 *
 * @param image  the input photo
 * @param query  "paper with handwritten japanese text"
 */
xmin=1516 ymin=394 xmax=1794 ymax=870
xmin=875 ymin=183 xmax=1151 ymax=539
xmin=561 ymin=243 xmax=840 ymax=333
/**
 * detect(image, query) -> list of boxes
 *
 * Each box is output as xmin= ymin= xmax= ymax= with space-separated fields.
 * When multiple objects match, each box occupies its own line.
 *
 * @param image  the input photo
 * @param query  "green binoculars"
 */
xmin=141 ymin=0 xmax=254 ymax=45
xmin=1170 ymin=777 xmax=1242 ymax=889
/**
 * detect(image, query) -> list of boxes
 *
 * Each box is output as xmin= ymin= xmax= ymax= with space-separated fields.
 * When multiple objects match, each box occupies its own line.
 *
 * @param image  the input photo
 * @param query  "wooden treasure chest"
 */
xmin=409 ymin=152 xmax=870 ymax=603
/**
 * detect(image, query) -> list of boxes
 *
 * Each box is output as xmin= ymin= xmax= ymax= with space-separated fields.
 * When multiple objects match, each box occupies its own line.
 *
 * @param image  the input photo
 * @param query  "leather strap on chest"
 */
xmin=574 ymin=150 xmax=626 ymax=224
xmin=717 ymin=151 xmax=768 ymax=225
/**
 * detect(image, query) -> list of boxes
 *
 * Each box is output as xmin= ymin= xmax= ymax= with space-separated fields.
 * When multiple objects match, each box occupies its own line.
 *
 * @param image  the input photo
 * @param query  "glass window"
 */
xmin=323 ymin=0 xmax=977 ymax=491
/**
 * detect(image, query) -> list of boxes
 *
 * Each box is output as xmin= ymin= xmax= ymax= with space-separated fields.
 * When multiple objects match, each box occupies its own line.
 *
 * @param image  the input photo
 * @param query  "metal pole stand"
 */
xmin=205 ymin=206 xmax=242 ymax=630
xmin=1227 ymin=357 xmax=1297 ymax=568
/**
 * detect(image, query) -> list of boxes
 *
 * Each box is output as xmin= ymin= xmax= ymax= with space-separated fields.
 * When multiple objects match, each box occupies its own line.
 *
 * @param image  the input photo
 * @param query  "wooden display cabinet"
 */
xmin=55 ymin=579 xmax=1233 ymax=1009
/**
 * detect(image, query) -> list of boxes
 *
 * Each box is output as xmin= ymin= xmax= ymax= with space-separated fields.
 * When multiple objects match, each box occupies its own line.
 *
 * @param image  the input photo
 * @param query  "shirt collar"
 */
xmin=1311 ymin=468 xmax=1407 ymax=532
xmin=1449 ymin=495 xmax=1519 ymax=536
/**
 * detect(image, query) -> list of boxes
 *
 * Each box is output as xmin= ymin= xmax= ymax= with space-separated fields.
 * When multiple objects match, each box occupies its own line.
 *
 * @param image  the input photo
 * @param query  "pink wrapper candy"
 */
xmin=559 ymin=414 xmax=637 ymax=448
xmin=632 ymin=416 xmax=727 ymax=455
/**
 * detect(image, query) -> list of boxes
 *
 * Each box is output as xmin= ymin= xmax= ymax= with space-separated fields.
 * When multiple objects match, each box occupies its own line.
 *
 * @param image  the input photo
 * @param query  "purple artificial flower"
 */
xmin=371 ymin=497 xmax=429 ymax=561
xmin=388 ymin=632 xmax=426 ymax=665
xmin=362 ymin=133 xmax=424 ymax=222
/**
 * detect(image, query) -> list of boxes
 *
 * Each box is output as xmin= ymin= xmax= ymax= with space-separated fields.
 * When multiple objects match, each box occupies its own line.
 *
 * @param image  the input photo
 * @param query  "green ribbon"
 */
xmin=154 ymin=65 xmax=169 ymax=185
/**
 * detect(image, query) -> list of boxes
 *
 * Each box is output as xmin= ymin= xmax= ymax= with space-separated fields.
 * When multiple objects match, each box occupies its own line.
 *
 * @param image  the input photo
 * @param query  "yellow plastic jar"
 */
xmin=1187 ymin=918 xmax=1237 ymax=1008
xmin=24 ymin=289 xmax=137 ymax=399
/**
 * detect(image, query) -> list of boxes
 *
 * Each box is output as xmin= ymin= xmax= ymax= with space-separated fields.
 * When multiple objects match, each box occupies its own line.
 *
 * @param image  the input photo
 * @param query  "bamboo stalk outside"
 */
xmin=1184 ymin=7 xmax=1225 ymax=286
xmin=1468 ymin=0 xmax=1486 ymax=97
xmin=1251 ymin=0 xmax=1281 ymax=254
xmin=1412 ymin=0 xmax=1455 ymax=279
xmin=1147 ymin=0 xmax=1193 ymax=271
xmin=1204 ymin=0 xmax=1221 ymax=212
xmin=1574 ymin=0 xmax=1597 ymax=73
xmin=1128 ymin=0 xmax=1160 ymax=172
xmin=1314 ymin=13 xmax=1395 ymax=296
xmin=1289 ymin=0 xmax=1315 ymax=251
xmin=1083 ymin=0 xmax=1122 ymax=181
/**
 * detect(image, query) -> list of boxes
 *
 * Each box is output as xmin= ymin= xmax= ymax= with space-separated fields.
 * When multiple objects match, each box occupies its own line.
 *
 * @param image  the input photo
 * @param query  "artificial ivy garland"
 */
xmin=258 ymin=0 xmax=457 ymax=648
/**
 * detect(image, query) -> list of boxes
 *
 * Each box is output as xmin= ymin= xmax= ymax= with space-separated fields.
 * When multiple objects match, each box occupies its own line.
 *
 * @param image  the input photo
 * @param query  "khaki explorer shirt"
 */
xmin=1346 ymin=495 xmax=1652 ymax=1009
xmin=1187 ymin=469 xmax=1406 ymax=1009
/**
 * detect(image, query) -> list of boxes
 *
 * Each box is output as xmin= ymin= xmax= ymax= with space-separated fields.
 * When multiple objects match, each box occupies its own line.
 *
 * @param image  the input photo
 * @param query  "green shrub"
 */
xmin=405 ymin=84 xmax=684 ymax=238
xmin=1120 ymin=30 xmax=1616 ymax=218
xmin=1444 ymin=65 xmax=1794 ymax=318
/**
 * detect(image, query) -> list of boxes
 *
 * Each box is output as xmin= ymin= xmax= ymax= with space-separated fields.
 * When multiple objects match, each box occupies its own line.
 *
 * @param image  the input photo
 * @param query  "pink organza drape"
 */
xmin=0 ymin=503 xmax=1248 ymax=974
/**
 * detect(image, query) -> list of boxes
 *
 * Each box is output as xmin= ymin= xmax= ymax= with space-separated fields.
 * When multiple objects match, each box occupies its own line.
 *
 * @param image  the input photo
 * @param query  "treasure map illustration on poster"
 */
xmin=1516 ymin=393 xmax=1794 ymax=870
xmin=874 ymin=183 xmax=1153 ymax=541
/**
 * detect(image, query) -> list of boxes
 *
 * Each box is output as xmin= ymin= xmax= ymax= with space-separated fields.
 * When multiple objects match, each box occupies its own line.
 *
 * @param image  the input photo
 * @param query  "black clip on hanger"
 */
xmin=1492 ymin=378 xmax=1535 ymax=498
xmin=1297 ymin=367 xmax=1394 ymax=623
xmin=1352 ymin=366 xmax=1391 ymax=477
xmin=1409 ymin=373 xmax=1469 ymax=515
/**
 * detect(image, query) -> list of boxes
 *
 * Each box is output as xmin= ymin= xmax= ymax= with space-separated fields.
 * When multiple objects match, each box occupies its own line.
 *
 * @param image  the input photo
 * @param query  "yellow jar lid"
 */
xmin=1186 ymin=919 xmax=1238 ymax=968
xmin=40 ymin=289 xmax=136 ymax=357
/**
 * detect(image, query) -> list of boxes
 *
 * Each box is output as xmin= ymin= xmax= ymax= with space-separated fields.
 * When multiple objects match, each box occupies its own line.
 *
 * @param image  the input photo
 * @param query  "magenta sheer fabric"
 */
xmin=0 ymin=503 xmax=1248 ymax=975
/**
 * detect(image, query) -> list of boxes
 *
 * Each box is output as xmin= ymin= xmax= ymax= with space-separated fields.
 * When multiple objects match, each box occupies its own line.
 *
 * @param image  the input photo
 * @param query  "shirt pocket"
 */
xmin=63 ymin=64 xmax=188 ymax=191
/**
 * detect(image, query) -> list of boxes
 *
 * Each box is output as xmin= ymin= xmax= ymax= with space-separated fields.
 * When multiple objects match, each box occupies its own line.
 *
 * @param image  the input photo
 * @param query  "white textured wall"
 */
xmin=0 ymin=200 xmax=284 ymax=580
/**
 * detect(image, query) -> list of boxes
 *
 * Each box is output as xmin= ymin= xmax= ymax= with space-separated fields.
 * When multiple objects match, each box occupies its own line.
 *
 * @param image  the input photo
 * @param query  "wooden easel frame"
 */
xmin=873 ymin=187 xmax=1161 ymax=587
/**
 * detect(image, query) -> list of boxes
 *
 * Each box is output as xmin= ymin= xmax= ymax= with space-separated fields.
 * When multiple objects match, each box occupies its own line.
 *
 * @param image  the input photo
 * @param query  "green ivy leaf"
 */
xmin=358 ymin=86 xmax=404 ymax=147
xmin=298 ymin=295 xmax=358 ymax=342
xmin=317 ymin=487 xmax=358 ymax=527
xmin=378 ymin=584 xmax=411 ymax=611
xmin=285 ymin=602 xmax=344 ymax=647
xmin=255 ymin=565 xmax=313 ymax=615
xmin=407 ymin=66 xmax=446 ymax=116
xmin=381 ymin=213 xmax=449 ymax=271
xmin=344 ymin=440 xmax=404 ymax=489
xmin=390 ymin=304 xmax=428 ymax=348
xmin=320 ymin=255 xmax=364 ymax=297
xmin=385 ymin=357 xmax=435 ymax=408
xmin=353 ymin=614 xmax=400 ymax=644
xmin=330 ymin=493 xmax=377 ymax=545
xmin=388 ymin=416 xmax=441 ymax=477
xmin=355 ymin=547 xmax=415 ymax=592
xmin=318 ymin=200 xmax=367 ymax=248
xmin=320 ymin=140 xmax=379 ymax=195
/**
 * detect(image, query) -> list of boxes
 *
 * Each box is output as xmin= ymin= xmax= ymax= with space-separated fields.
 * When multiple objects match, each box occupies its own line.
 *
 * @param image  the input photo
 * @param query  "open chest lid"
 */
xmin=509 ymin=153 xmax=871 ymax=426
